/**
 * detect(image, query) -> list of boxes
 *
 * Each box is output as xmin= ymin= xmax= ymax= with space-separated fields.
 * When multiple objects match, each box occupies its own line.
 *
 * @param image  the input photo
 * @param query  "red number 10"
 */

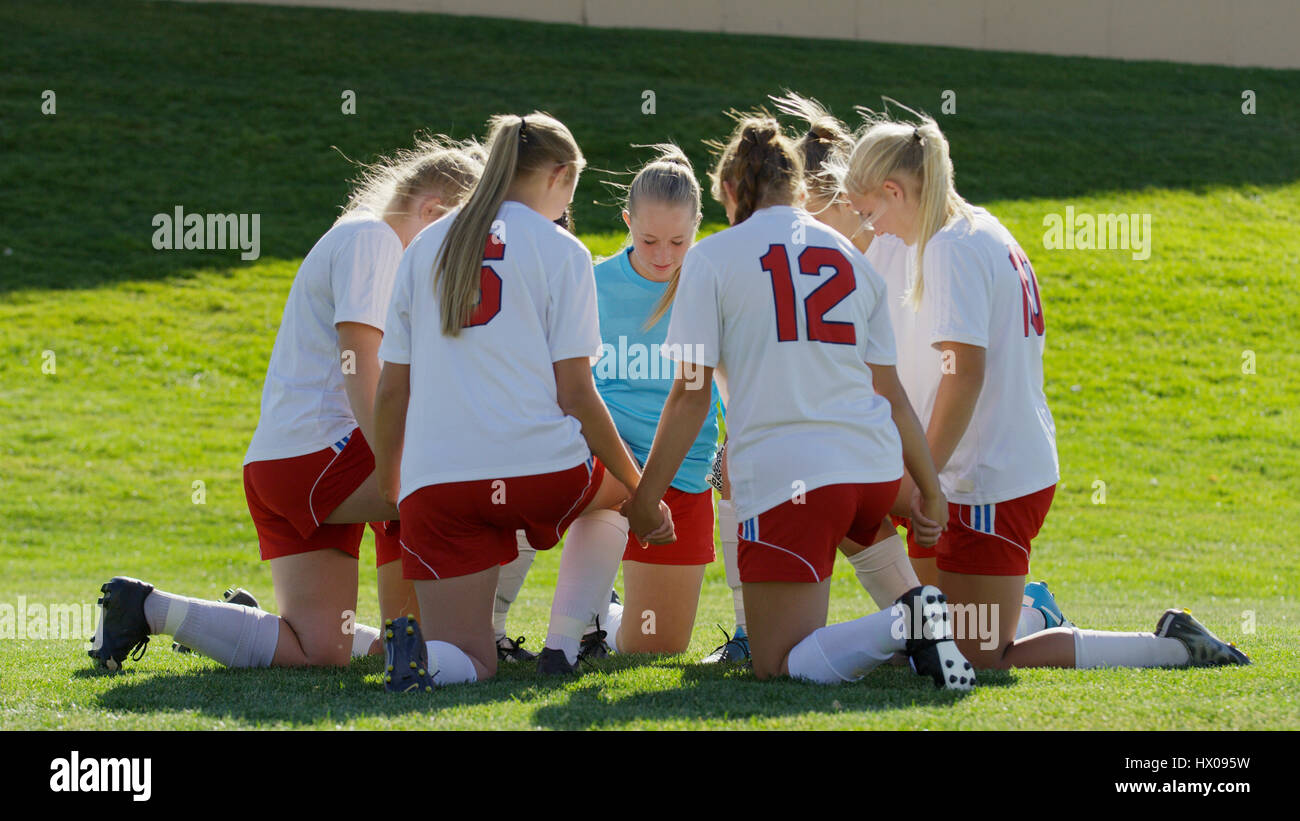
xmin=1009 ymin=245 xmax=1044 ymax=337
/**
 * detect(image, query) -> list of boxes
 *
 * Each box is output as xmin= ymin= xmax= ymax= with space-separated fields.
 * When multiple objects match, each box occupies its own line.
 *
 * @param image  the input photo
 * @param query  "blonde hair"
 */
xmin=433 ymin=112 xmax=585 ymax=336
xmin=707 ymin=111 xmax=804 ymax=226
xmin=619 ymin=144 xmax=701 ymax=329
xmin=769 ymin=91 xmax=851 ymax=206
xmin=831 ymin=104 xmax=971 ymax=307
xmin=336 ymin=133 xmax=486 ymax=224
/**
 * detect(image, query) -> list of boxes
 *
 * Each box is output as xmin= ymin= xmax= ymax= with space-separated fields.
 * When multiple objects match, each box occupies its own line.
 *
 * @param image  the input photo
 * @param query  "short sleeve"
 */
xmin=862 ymin=272 xmax=897 ymax=366
xmin=377 ymin=249 xmax=413 ymax=365
xmin=332 ymin=223 xmax=404 ymax=330
xmin=925 ymin=239 xmax=991 ymax=349
xmin=546 ymin=244 xmax=602 ymax=363
xmin=663 ymin=248 xmax=720 ymax=368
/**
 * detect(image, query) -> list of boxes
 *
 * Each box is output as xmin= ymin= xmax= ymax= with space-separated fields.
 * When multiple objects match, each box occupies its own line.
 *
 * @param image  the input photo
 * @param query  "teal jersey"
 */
xmin=592 ymin=247 xmax=721 ymax=492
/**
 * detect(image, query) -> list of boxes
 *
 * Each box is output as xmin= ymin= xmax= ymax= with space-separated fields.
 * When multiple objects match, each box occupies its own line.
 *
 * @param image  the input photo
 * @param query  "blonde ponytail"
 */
xmin=620 ymin=144 xmax=701 ymax=329
xmin=335 ymin=133 xmax=486 ymax=225
xmin=831 ymin=107 xmax=972 ymax=308
xmin=433 ymin=112 xmax=584 ymax=336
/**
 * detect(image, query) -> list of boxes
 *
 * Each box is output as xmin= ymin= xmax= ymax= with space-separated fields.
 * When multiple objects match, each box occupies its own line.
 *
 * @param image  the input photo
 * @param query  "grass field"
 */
xmin=1 ymin=0 xmax=1298 ymax=730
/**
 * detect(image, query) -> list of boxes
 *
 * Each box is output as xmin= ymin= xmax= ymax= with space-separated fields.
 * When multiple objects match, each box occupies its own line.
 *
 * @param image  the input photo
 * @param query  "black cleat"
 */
xmin=701 ymin=626 xmax=751 ymax=664
xmin=382 ymin=615 xmax=434 ymax=693
xmin=174 ymin=587 xmax=259 ymax=654
xmin=895 ymin=585 xmax=976 ymax=691
xmin=1156 ymin=608 xmax=1251 ymax=666
xmin=609 ymin=589 xmax=621 ymax=606
xmin=579 ymin=613 xmax=611 ymax=661
xmin=579 ymin=629 xmax=610 ymax=661
xmin=88 ymin=576 xmax=154 ymax=671
xmin=496 ymin=634 xmax=538 ymax=663
xmin=537 ymin=647 xmax=580 ymax=676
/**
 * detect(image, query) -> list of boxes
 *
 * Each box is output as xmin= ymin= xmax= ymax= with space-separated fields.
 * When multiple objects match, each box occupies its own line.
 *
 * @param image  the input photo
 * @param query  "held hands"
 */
xmin=909 ymin=486 xmax=949 ymax=547
xmin=621 ymin=496 xmax=676 ymax=547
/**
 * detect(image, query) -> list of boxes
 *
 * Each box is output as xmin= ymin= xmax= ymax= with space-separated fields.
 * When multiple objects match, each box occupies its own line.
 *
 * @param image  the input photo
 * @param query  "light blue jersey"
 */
xmin=593 ymin=247 xmax=721 ymax=493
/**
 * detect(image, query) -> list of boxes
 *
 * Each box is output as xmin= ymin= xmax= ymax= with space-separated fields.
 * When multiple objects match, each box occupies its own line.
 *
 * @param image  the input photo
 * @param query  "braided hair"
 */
xmin=707 ymin=112 xmax=803 ymax=225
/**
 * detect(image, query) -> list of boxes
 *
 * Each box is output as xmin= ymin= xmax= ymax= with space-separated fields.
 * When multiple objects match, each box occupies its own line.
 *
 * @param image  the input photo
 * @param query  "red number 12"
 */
xmin=760 ymin=244 xmax=857 ymax=345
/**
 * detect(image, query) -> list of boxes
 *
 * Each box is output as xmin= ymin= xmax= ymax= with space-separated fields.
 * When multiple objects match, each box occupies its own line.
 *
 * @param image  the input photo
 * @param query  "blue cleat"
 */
xmin=1023 ymin=581 xmax=1072 ymax=629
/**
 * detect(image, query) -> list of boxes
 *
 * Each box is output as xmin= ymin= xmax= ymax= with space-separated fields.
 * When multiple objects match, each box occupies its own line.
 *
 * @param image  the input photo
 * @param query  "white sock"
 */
xmin=600 ymin=602 xmax=624 ymax=653
xmin=425 ymin=640 xmax=477 ymax=685
xmin=845 ymin=533 xmax=919 ymax=610
xmin=1071 ymin=628 xmax=1191 ymax=669
xmin=352 ymin=624 xmax=380 ymax=657
xmin=1015 ymin=606 xmax=1047 ymax=639
xmin=494 ymin=532 xmax=537 ymax=639
xmin=787 ymin=609 xmax=906 ymax=683
xmin=545 ymin=509 xmax=629 ymax=664
xmin=145 ymin=590 xmax=280 ymax=668
xmin=718 ymin=499 xmax=745 ymax=630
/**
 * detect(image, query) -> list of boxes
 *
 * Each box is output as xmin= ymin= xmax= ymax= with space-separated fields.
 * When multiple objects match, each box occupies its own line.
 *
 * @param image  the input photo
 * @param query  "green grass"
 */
xmin=1 ymin=0 xmax=1298 ymax=730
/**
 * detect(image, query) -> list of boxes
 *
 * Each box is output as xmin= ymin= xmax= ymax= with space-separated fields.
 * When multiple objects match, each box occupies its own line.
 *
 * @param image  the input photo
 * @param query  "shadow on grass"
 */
xmin=84 ymin=650 xmax=1004 ymax=727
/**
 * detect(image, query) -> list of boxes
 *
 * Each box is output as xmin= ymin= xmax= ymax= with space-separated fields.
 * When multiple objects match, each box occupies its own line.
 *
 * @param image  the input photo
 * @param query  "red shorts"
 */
xmin=398 ymin=457 xmax=606 ymax=580
xmin=737 ymin=479 xmax=901 ymax=583
xmin=623 ymin=487 xmax=715 ymax=565
xmin=372 ymin=521 xmax=401 ymax=567
xmin=243 ymin=428 xmax=394 ymax=566
xmin=904 ymin=485 xmax=1056 ymax=576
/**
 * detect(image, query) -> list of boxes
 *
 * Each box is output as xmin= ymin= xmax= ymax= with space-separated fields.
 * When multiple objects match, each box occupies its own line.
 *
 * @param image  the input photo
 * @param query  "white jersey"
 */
xmin=864 ymin=209 xmax=1059 ymax=505
xmin=378 ymin=201 xmax=601 ymax=502
xmin=665 ymin=205 xmax=902 ymax=522
xmin=245 ymin=215 xmax=404 ymax=465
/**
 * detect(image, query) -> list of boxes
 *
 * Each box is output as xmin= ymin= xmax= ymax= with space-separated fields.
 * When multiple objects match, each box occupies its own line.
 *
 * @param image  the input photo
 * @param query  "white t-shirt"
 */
xmin=245 ymin=215 xmax=404 ymax=464
xmin=665 ymin=205 xmax=902 ymax=522
xmin=864 ymin=209 xmax=1059 ymax=505
xmin=379 ymin=201 xmax=602 ymax=502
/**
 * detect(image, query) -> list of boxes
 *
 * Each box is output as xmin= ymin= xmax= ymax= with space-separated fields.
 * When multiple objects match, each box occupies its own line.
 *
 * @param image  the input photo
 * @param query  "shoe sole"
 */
xmin=905 ymin=585 xmax=977 ymax=691
xmin=88 ymin=577 xmax=152 ymax=672
xmin=383 ymin=616 xmax=434 ymax=693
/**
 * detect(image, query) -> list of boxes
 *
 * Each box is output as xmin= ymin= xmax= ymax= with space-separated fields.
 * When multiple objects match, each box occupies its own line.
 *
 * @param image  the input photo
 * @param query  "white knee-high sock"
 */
xmin=787 ymin=609 xmax=906 ymax=683
xmin=352 ymin=624 xmax=381 ymax=657
xmin=1071 ymin=628 xmax=1191 ymax=669
xmin=144 ymin=590 xmax=279 ymax=668
xmin=601 ymin=602 xmax=624 ymax=653
xmin=1015 ymin=606 xmax=1047 ymax=639
xmin=546 ymin=509 xmax=629 ymax=664
xmin=425 ymin=640 xmax=477 ymax=685
xmin=494 ymin=531 xmax=537 ymax=639
xmin=718 ymin=499 xmax=744 ymax=631
xmin=845 ymin=533 xmax=919 ymax=610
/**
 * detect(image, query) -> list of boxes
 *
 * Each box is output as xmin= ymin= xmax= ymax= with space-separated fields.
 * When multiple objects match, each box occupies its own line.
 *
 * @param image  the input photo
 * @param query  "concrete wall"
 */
xmin=176 ymin=0 xmax=1300 ymax=69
